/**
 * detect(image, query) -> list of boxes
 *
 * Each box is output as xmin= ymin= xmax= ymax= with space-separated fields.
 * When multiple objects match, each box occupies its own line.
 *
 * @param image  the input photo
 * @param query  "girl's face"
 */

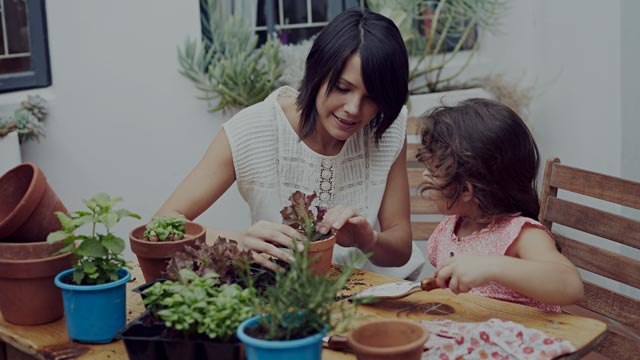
xmin=314 ymin=53 xmax=380 ymax=143
xmin=422 ymin=168 xmax=456 ymax=215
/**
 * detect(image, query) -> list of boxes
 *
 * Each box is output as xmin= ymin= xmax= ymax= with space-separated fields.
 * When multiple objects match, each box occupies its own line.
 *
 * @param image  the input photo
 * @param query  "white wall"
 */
xmin=2 ymin=1 xmax=637 ymax=269
xmin=14 ymin=1 xmax=249 ymax=260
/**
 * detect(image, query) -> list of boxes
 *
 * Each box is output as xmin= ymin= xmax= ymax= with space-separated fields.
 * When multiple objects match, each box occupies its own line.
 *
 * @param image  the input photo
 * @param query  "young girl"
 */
xmin=418 ymin=98 xmax=583 ymax=312
xmin=154 ymin=8 xmax=425 ymax=278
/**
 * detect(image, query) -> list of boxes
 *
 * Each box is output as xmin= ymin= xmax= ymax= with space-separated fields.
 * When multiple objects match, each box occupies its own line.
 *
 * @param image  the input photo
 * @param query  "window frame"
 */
xmin=0 ymin=0 xmax=52 ymax=93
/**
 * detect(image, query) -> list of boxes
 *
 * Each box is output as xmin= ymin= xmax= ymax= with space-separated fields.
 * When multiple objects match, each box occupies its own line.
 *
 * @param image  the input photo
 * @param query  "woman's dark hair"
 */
xmin=296 ymin=8 xmax=409 ymax=143
xmin=417 ymin=98 xmax=541 ymax=220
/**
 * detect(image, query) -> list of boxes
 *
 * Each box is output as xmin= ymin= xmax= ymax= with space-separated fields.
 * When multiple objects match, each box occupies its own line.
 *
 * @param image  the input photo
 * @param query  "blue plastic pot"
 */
xmin=236 ymin=315 xmax=325 ymax=360
xmin=54 ymin=268 xmax=130 ymax=343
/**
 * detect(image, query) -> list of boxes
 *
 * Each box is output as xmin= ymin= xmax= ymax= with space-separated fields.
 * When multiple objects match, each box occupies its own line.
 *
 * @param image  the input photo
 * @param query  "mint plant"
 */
xmin=143 ymin=214 xmax=187 ymax=242
xmin=143 ymin=269 xmax=256 ymax=342
xmin=280 ymin=191 xmax=329 ymax=242
xmin=47 ymin=193 xmax=141 ymax=285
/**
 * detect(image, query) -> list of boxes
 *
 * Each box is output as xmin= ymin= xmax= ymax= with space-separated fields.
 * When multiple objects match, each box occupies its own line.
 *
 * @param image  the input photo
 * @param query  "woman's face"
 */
xmin=314 ymin=53 xmax=380 ymax=142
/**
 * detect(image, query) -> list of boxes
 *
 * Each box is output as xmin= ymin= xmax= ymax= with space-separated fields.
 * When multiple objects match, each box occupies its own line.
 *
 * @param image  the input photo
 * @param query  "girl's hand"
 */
xmin=317 ymin=205 xmax=377 ymax=251
xmin=434 ymin=255 xmax=496 ymax=294
xmin=237 ymin=220 xmax=305 ymax=272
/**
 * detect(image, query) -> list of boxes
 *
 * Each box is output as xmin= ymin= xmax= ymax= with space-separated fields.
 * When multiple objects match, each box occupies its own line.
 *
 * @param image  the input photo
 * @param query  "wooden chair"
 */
xmin=406 ymin=116 xmax=442 ymax=243
xmin=538 ymin=157 xmax=640 ymax=359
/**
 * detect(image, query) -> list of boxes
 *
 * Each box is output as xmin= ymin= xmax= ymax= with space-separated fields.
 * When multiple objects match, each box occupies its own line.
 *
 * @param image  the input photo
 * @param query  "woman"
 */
xmin=156 ymin=8 xmax=424 ymax=278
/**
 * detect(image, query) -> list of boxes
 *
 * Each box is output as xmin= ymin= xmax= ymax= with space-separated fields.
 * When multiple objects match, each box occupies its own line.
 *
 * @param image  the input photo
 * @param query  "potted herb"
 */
xmin=129 ymin=214 xmax=206 ymax=282
xmin=236 ymin=240 xmax=365 ymax=360
xmin=0 ymin=95 xmax=47 ymax=174
xmin=47 ymin=192 xmax=141 ymax=343
xmin=280 ymin=191 xmax=335 ymax=275
xmin=120 ymin=237 xmax=261 ymax=360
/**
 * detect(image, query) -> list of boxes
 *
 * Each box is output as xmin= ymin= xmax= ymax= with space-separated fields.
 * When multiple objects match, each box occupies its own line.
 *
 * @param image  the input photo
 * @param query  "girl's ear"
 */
xmin=461 ymin=181 xmax=474 ymax=202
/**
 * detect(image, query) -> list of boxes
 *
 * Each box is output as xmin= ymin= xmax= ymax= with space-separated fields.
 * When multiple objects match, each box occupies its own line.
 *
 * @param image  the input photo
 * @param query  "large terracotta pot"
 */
xmin=307 ymin=235 xmax=336 ymax=276
xmin=129 ymin=222 xmax=206 ymax=282
xmin=0 ymin=162 xmax=68 ymax=243
xmin=0 ymin=241 xmax=73 ymax=325
xmin=347 ymin=319 xmax=429 ymax=360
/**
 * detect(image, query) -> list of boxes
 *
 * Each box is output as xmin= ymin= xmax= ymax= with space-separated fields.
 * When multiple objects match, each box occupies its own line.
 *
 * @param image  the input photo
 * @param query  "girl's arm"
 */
xmin=318 ymin=140 xmax=412 ymax=267
xmin=435 ymin=225 xmax=584 ymax=305
xmin=155 ymin=129 xmax=304 ymax=271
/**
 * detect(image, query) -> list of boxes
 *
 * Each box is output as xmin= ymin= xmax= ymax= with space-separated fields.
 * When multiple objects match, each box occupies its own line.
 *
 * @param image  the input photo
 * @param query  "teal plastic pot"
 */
xmin=55 ymin=268 xmax=130 ymax=343
xmin=236 ymin=315 xmax=325 ymax=360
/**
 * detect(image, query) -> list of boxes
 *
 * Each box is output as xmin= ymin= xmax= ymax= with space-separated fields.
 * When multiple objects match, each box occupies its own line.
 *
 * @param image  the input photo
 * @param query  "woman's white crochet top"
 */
xmin=223 ymin=87 xmax=425 ymax=278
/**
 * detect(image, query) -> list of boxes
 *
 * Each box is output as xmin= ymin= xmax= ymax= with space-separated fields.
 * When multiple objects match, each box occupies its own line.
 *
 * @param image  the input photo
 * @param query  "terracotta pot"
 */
xmin=0 ymin=162 xmax=68 ymax=243
xmin=347 ymin=319 xmax=429 ymax=360
xmin=129 ymin=222 xmax=206 ymax=282
xmin=0 ymin=241 xmax=73 ymax=325
xmin=307 ymin=235 xmax=336 ymax=276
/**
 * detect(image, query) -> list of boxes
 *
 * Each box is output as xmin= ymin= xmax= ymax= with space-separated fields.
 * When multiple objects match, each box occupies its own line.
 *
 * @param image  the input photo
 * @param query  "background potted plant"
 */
xmin=129 ymin=214 xmax=206 ymax=282
xmin=47 ymin=192 xmax=140 ymax=343
xmin=280 ymin=191 xmax=336 ymax=276
xmin=178 ymin=0 xmax=281 ymax=116
xmin=120 ymin=237 xmax=262 ymax=360
xmin=236 ymin=241 xmax=365 ymax=360
xmin=0 ymin=95 xmax=48 ymax=175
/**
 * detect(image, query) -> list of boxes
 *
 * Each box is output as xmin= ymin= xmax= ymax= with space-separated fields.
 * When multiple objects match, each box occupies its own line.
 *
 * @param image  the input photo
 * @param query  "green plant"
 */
xmin=366 ymin=0 xmax=506 ymax=94
xmin=143 ymin=269 xmax=257 ymax=342
xmin=143 ymin=214 xmax=187 ymax=242
xmin=178 ymin=0 xmax=281 ymax=114
xmin=165 ymin=237 xmax=251 ymax=282
xmin=47 ymin=193 xmax=141 ymax=285
xmin=280 ymin=191 xmax=329 ymax=242
xmin=248 ymin=239 xmax=366 ymax=340
xmin=0 ymin=95 xmax=47 ymax=143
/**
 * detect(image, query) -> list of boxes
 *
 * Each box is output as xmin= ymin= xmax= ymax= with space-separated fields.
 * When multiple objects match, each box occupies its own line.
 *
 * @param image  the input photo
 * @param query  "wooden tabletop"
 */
xmin=0 ymin=265 xmax=607 ymax=360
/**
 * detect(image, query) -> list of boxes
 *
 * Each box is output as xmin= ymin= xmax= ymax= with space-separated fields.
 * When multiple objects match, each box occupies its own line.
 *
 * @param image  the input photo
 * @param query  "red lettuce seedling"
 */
xmin=280 ymin=191 xmax=329 ymax=242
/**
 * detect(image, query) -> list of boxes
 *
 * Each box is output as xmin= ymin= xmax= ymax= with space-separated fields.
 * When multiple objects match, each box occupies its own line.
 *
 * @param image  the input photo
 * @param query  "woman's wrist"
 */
xmin=360 ymin=230 xmax=378 ymax=252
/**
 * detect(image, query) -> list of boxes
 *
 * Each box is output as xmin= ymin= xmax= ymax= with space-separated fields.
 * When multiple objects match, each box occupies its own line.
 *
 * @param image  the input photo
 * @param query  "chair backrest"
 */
xmin=407 ymin=116 xmax=443 ymax=242
xmin=538 ymin=157 xmax=640 ymax=358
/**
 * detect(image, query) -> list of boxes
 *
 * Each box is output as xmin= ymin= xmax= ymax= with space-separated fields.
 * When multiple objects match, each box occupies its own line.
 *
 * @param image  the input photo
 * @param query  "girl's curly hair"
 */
xmin=417 ymin=98 xmax=541 ymax=220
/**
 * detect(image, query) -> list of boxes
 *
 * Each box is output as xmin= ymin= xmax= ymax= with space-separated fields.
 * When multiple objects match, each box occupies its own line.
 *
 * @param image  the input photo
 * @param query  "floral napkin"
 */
xmin=420 ymin=318 xmax=576 ymax=360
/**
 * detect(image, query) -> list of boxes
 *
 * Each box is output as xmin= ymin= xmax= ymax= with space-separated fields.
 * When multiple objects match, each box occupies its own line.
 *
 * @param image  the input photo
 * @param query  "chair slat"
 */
xmin=543 ymin=197 xmax=640 ymax=250
xmin=549 ymin=162 xmax=640 ymax=210
xmin=411 ymin=221 xmax=439 ymax=241
xmin=407 ymin=143 xmax=420 ymax=162
xmin=410 ymin=195 xmax=440 ymax=214
xmin=407 ymin=116 xmax=422 ymax=136
xmin=577 ymin=282 xmax=640 ymax=331
xmin=408 ymin=168 xmax=424 ymax=188
xmin=555 ymin=234 xmax=640 ymax=289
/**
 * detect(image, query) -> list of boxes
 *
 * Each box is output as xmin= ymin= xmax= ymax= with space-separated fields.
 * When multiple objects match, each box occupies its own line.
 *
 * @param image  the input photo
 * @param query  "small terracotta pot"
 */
xmin=0 ymin=162 xmax=68 ymax=243
xmin=0 ymin=241 xmax=73 ymax=325
xmin=129 ymin=222 xmax=206 ymax=282
xmin=347 ymin=319 xmax=429 ymax=360
xmin=307 ymin=234 xmax=336 ymax=276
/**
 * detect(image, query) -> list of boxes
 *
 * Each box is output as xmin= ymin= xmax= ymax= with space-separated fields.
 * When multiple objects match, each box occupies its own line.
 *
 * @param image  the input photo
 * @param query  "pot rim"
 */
xmin=0 ymin=162 xmax=45 ymax=237
xmin=236 ymin=314 xmax=326 ymax=349
xmin=347 ymin=319 xmax=429 ymax=355
xmin=54 ymin=267 xmax=131 ymax=291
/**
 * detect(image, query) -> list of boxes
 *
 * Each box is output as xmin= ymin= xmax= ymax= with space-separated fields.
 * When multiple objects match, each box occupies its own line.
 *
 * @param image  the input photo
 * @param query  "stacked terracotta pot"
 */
xmin=0 ymin=163 xmax=72 ymax=325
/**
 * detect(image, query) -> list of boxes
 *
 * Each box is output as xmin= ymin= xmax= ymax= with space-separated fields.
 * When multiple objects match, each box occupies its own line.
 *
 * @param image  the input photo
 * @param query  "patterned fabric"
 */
xmin=427 ymin=215 xmax=561 ymax=312
xmin=223 ymin=86 xmax=425 ymax=279
xmin=421 ymin=318 xmax=576 ymax=360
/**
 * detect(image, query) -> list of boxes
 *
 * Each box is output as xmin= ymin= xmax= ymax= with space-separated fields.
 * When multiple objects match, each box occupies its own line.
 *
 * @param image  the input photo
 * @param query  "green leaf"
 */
xmin=100 ymin=212 xmax=119 ymax=229
xmin=77 ymin=238 xmax=108 ymax=258
xmin=47 ymin=230 xmax=68 ymax=244
xmin=102 ymin=235 xmax=125 ymax=255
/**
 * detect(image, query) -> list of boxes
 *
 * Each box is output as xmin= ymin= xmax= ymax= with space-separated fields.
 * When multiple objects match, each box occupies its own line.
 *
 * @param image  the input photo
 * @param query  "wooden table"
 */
xmin=0 ymin=265 xmax=607 ymax=360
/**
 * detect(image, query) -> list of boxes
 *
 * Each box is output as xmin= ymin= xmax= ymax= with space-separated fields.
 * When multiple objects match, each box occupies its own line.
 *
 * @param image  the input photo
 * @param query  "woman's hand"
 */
xmin=237 ymin=220 xmax=306 ymax=272
xmin=317 ymin=205 xmax=377 ymax=251
xmin=434 ymin=255 xmax=496 ymax=294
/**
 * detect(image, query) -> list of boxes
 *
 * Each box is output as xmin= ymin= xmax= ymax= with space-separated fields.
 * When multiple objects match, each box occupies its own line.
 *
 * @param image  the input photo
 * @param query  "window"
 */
xmin=255 ymin=0 xmax=363 ymax=45
xmin=0 ymin=0 xmax=51 ymax=93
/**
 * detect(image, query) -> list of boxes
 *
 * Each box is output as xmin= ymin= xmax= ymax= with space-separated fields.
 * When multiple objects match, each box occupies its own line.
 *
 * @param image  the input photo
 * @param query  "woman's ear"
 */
xmin=461 ymin=181 xmax=474 ymax=202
